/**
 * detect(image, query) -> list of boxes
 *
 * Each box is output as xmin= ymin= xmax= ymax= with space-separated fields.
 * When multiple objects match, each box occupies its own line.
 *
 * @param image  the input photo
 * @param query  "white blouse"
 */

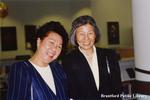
xmin=79 ymin=46 xmax=99 ymax=90
xmin=30 ymin=62 xmax=56 ymax=94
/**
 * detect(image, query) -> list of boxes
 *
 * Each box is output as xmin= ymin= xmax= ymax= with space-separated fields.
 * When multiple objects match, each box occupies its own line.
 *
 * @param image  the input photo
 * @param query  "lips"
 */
xmin=47 ymin=51 xmax=56 ymax=59
xmin=83 ymin=42 xmax=90 ymax=45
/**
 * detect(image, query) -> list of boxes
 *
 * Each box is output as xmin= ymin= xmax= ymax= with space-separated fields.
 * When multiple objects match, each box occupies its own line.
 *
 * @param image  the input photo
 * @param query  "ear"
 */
xmin=37 ymin=38 xmax=41 ymax=48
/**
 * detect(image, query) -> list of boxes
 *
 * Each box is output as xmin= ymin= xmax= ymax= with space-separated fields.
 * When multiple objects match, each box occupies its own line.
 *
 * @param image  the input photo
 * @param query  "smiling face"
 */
xmin=37 ymin=31 xmax=62 ymax=64
xmin=76 ymin=24 xmax=96 ymax=52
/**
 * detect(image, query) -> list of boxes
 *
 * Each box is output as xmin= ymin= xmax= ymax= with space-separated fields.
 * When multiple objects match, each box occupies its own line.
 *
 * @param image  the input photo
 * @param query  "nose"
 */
xmin=51 ymin=45 xmax=57 ymax=52
xmin=48 ymin=47 xmax=56 ymax=56
xmin=84 ymin=34 xmax=90 ymax=40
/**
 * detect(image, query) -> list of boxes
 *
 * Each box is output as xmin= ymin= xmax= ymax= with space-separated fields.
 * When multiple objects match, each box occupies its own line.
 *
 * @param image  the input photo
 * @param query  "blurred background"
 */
xmin=0 ymin=0 xmax=134 ymax=99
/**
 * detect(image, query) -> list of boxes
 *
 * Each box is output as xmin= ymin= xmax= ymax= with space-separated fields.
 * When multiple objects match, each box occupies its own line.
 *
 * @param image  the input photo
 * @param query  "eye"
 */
xmin=49 ymin=40 xmax=55 ymax=45
xmin=57 ymin=45 xmax=62 ymax=49
xmin=78 ymin=32 xmax=85 ymax=36
xmin=88 ymin=31 xmax=94 ymax=35
xmin=89 ymin=32 xmax=93 ymax=34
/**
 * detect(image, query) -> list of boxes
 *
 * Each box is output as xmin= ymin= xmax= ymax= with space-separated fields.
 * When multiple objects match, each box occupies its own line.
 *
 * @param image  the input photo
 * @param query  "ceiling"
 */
xmin=3 ymin=0 xmax=87 ymax=2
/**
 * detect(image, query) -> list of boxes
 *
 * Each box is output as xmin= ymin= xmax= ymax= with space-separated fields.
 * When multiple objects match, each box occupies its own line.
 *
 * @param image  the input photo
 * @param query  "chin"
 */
xmin=82 ymin=46 xmax=93 ymax=49
xmin=44 ymin=58 xmax=53 ymax=63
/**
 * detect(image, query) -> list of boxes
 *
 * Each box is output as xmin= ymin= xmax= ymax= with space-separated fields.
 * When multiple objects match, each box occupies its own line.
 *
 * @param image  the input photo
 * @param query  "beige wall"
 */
xmin=0 ymin=1 xmax=91 ymax=60
xmin=91 ymin=0 xmax=133 ymax=48
xmin=0 ymin=0 xmax=132 ymax=60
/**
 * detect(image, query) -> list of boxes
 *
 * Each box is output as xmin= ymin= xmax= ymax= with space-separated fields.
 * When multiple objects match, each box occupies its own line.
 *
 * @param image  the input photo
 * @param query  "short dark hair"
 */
xmin=31 ymin=21 xmax=69 ymax=56
xmin=70 ymin=15 xmax=100 ymax=45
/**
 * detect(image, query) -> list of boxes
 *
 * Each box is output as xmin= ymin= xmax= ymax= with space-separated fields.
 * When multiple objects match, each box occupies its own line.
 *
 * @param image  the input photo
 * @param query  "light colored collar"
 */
xmin=78 ymin=45 xmax=96 ymax=56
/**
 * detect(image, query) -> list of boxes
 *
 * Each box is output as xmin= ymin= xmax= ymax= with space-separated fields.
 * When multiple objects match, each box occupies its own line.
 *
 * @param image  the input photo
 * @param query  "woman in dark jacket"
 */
xmin=62 ymin=15 xmax=122 ymax=100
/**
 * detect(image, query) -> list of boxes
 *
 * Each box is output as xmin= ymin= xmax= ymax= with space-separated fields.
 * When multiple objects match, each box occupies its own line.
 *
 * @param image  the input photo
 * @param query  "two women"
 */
xmin=7 ymin=15 xmax=122 ymax=100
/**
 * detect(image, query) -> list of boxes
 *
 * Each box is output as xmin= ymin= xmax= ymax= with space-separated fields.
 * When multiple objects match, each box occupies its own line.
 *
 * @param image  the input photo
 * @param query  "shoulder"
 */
xmin=50 ymin=61 xmax=62 ymax=69
xmin=50 ymin=61 xmax=67 ymax=78
xmin=96 ymin=47 xmax=114 ymax=52
xmin=62 ymin=49 xmax=80 ymax=59
xmin=96 ymin=47 xmax=119 ymax=59
xmin=67 ymin=49 xmax=79 ymax=56
xmin=50 ymin=61 xmax=65 ymax=73
xmin=96 ymin=47 xmax=116 ymax=54
xmin=10 ymin=61 xmax=31 ymax=73
xmin=96 ymin=47 xmax=115 ymax=53
xmin=8 ymin=61 xmax=31 ymax=81
xmin=11 ymin=61 xmax=27 ymax=68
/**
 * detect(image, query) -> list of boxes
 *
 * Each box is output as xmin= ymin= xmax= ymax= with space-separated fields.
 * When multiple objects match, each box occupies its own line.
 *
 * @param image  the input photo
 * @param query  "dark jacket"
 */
xmin=62 ymin=47 xmax=122 ymax=100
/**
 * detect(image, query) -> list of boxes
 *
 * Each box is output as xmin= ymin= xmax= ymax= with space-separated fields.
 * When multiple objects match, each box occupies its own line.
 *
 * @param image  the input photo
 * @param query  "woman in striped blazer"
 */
xmin=7 ymin=21 xmax=69 ymax=100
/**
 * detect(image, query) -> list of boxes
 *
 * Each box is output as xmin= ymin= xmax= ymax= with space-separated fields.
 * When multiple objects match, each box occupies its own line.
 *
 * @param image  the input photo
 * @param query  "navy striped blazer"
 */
xmin=7 ymin=60 xmax=69 ymax=100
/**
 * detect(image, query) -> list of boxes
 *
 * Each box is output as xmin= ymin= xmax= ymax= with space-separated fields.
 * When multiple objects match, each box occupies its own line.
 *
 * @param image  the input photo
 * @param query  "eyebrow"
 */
xmin=48 ymin=38 xmax=63 ymax=45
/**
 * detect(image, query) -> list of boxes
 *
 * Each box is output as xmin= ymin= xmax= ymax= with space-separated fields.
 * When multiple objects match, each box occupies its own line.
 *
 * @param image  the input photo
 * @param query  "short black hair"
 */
xmin=31 ymin=21 xmax=69 ymax=56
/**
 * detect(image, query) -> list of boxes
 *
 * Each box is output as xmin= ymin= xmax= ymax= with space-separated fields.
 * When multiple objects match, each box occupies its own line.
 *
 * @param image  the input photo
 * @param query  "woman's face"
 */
xmin=37 ymin=32 xmax=62 ymax=64
xmin=76 ymin=24 xmax=96 ymax=51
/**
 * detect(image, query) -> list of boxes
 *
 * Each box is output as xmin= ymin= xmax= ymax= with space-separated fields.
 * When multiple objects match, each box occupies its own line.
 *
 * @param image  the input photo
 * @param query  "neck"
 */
xmin=29 ymin=53 xmax=48 ymax=67
xmin=80 ymin=47 xmax=94 ymax=58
